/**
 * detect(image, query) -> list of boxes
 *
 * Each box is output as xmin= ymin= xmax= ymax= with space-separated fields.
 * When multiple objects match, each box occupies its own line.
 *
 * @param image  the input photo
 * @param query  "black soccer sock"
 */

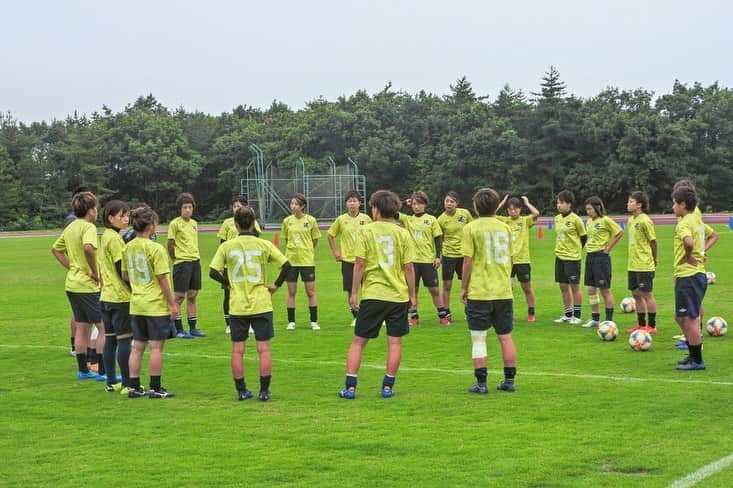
xmin=637 ymin=313 xmax=647 ymax=326
xmin=309 ymin=306 xmax=318 ymax=322
xmin=70 ymin=337 xmax=75 ymax=351
xmin=287 ymin=308 xmax=295 ymax=323
xmin=103 ymin=336 xmax=118 ymax=384
xmin=573 ymin=306 xmax=582 ymax=318
xmin=188 ymin=316 xmax=197 ymax=331
xmin=150 ymin=375 xmax=161 ymax=391
xmin=96 ymin=353 xmax=105 ymax=376
xmin=605 ymin=308 xmax=614 ymax=322
xmin=260 ymin=375 xmax=271 ymax=392
xmin=345 ymin=374 xmax=357 ymax=390
xmin=234 ymin=377 xmax=246 ymax=392
xmin=382 ymin=374 xmax=395 ymax=389
xmin=437 ymin=307 xmax=448 ymax=318
xmin=76 ymin=353 xmax=89 ymax=373
xmin=528 ymin=307 xmax=536 ymax=316
xmin=117 ymin=338 xmax=131 ymax=387
xmin=504 ymin=366 xmax=516 ymax=383
xmin=474 ymin=367 xmax=487 ymax=385
xmin=174 ymin=317 xmax=183 ymax=333
xmin=648 ymin=313 xmax=657 ymax=327
xmin=592 ymin=312 xmax=601 ymax=322
xmin=87 ymin=348 xmax=96 ymax=364
xmin=564 ymin=307 xmax=572 ymax=318
xmin=689 ymin=344 xmax=703 ymax=363
xmin=130 ymin=377 xmax=141 ymax=389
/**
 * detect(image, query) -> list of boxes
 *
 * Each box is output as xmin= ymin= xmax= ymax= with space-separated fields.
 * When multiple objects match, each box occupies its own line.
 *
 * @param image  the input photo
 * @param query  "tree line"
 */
xmin=1 ymin=66 xmax=731 ymax=230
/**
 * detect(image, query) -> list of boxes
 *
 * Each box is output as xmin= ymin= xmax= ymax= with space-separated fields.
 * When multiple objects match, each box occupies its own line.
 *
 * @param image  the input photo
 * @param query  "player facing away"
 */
xmin=339 ymin=190 xmax=416 ymax=399
xmin=496 ymin=195 xmax=540 ymax=322
xmin=398 ymin=191 xmax=450 ymax=326
xmin=327 ymin=190 xmax=372 ymax=327
xmin=167 ymin=192 xmax=205 ymax=338
xmin=51 ymin=191 xmax=105 ymax=380
xmin=461 ymin=188 xmax=517 ymax=394
xmin=671 ymin=187 xmax=708 ymax=370
xmin=217 ymin=195 xmax=263 ymax=334
xmin=436 ymin=191 xmax=473 ymax=323
xmin=553 ymin=190 xmax=586 ymax=325
xmin=98 ymin=200 xmax=131 ymax=392
xmin=581 ymin=196 xmax=624 ymax=328
xmin=123 ymin=206 xmax=180 ymax=397
xmin=63 ymin=185 xmax=90 ymax=357
xmin=281 ymin=193 xmax=322 ymax=331
xmin=625 ymin=191 xmax=659 ymax=334
xmin=210 ymin=206 xmax=292 ymax=401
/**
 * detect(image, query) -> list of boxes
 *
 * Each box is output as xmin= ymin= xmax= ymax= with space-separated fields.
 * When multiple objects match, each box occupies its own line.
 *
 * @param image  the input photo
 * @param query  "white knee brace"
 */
xmin=470 ymin=330 xmax=487 ymax=359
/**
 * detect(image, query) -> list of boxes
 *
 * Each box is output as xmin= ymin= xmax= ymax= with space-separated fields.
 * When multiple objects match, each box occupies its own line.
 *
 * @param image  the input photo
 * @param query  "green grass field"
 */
xmin=1 ymin=224 xmax=732 ymax=487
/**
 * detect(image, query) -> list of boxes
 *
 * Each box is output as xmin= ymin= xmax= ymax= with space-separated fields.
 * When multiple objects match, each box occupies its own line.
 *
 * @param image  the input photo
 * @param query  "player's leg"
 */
xmin=253 ymin=312 xmax=274 ymax=400
xmin=409 ymin=265 xmax=423 ymax=326
xmin=382 ymin=301 xmax=409 ymax=397
xmin=148 ymin=338 xmax=173 ymax=397
xmin=172 ymin=262 xmax=189 ymax=337
xmin=304 ymin=269 xmax=319 ymax=330
xmin=285 ymin=268 xmax=298 ymax=330
xmin=187 ymin=261 xmax=204 ymax=336
xmin=69 ymin=317 xmax=77 ymax=356
xmin=340 ymin=336 xmax=368 ymax=398
xmin=428 ymin=284 xmax=449 ymax=325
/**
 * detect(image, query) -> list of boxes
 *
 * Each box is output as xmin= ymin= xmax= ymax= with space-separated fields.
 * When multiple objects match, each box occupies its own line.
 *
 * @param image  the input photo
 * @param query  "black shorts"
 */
xmin=414 ymin=262 xmax=439 ymax=288
xmin=131 ymin=315 xmax=177 ymax=341
xmin=230 ymin=312 xmax=274 ymax=342
xmin=628 ymin=271 xmax=655 ymax=292
xmin=465 ymin=299 xmax=514 ymax=335
xmin=285 ymin=266 xmax=316 ymax=283
xmin=584 ymin=252 xmax=612 ymax=288
xmin=66 ymin=291 xmax=102 ymax=324
xmin=173 ymin=260 xmax=202 ymax=293
xmin=511 ymin=263 xmax=532 ymax=283
xmin=441 ymin=256 xmax=463 ymax=281
xmin=101 ymin=301 xmax=132 ymax=337
xmin=675 ymin=273 xmax=707 ymax=319
xmin=355 ymin=300 xmax=410 ymax=339
xmin=341 ymin=261 xmax=354 ymax=292
xmin=555 ymin=258 xmax=581 ymax=285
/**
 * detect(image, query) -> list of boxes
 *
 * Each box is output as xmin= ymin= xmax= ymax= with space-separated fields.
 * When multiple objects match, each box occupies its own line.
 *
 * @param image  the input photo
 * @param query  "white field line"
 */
xmin=3 ymin=344 xmax=733 ymax=387
xmin=668 ymin=453 xmax=733 ymax=488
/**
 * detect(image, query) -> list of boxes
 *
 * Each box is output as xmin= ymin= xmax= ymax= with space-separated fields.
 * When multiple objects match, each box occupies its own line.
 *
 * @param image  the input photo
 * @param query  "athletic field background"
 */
xmin=1 ymin=224 xmax=731 ymax=487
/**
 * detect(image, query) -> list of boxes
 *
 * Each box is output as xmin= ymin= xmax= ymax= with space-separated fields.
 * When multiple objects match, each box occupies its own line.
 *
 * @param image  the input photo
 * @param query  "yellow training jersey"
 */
xmin=99 ymin=228 xmax=131 ymax=303
xmin=217 ymin=217 xmax=262 ymax=242
xmin=498 ymin=215 xmax=536 ymax=264
xmin=123 ymin=238 xmax=171 ymax=316
xmin=437 ymin=209 xmax=473 ymax=258
xmin=461 ymin=217 xmax=513 ymax=300
xmin=627 ymin=213 xmax=657 ymax=272
xmin=673 ymin=213 xmax=705 ymax=278
xmin=585 ymin=216 xmax=622 ymax=253
xmin=281 ymin=214 xmax=321 ymax=266
xmin=354 ymin=221 xmax=415 ymax=302
xmin=554 ymin=212 xmax=586 ymax=261
xmin=167 ymin=217 xmax=200 ymax=264
xmin=398 ymin=213 xmax=443 ymax=263
xmin=52 ymin=219 xmax=100 ymax=293
xmin=210 ymin=235 xmax=288 ymax=316
xmin=327 ymin=212 xmax=372 ymax=263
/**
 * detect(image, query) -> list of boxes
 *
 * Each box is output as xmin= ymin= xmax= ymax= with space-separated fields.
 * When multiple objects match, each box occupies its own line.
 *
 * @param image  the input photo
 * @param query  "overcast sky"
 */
xmin=2 ymin=0 xmax=731 ymax=122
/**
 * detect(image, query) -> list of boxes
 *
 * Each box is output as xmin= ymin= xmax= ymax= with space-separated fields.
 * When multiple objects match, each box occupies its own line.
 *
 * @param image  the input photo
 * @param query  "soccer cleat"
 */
xmin=286 ymin=322 xmax=296 ymax=331
xmin=225 ymin=325 xmax=231 ymax=334
xmin=672 ymin=334 xmax=686 ymax=341
xmin=626 ymin=325 xmax=642 ymax=333
xmin=95 ymin=374 xmax=108 ymax=382
xmin=381 ymin=386 xmax=394 ymax=398
xmin=527 ymin=314 xmax=536 ymax=323
xmin=497 ymin=381 xmax=516 ymax=393
xmin=105 ymin=382 xmax=123 ymax=392
xmin=119 ymin=386 xmax=131 ymax=396
xmin=76 ymin=371 xmax=97 ymax=380
xmin=677 ymin=356 xmax=691 ymax=366
xmin=69 ymin=348 xmax=76 ymax=357
xmin=468 ymin=384 xmax=488 ymax=394
xmin=258 ymin=390 xmax=270 ymax=401
xmin=128 ymin=386 xmax=147 ymax=398
xmin=439 ymin=317 xmax=451 ymax=326
xmin=237 ymin=390 xmax=254 ymax=401
xmin=149 ymin=388 xmax=175 ymax=399
xmin=189 ymin=328 xmax=206 ymax=337
xmin=338 ymin=388 xmax=356 ymax=399
xmin=446 ymin=313 xmax=454 ymax=324
xmin=176 ymin=330 xmax=194 ymax=339
xmin=675 ymin=341 xmax=689 ymax=350
xmin=568 ymin=317 xmax=583 ymax=325
xmin=553 ymin=316 xmax=571 ymax=323
xmin=310 ymin=322 xmax=321 ymax=331
xmin=349 ymin=318 xmax=356 ymax=328
xmin=409 ymin=317 xmax=419 ymax=327
xmin=581 ymin=320 xmax=599 ymax=328
xmin=677 ymin=360 xmax=706 ymax=371
xmin=643 ymin=326 xmax=657 ymax=334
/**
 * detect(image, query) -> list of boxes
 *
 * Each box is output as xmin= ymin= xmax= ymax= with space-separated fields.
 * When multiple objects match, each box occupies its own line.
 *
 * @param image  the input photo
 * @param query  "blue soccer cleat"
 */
xmin=338 ymin=388 xmax=356 ymax=399
xmin=176 ymin=330 xmax=194 ymax=339
xmin=76 ymin=371 xmax=97 ymax=380
xmin=189 ymin=328 xmax=206 ymax=337
xmin=381 ymin=387 xmax=394 ymax=398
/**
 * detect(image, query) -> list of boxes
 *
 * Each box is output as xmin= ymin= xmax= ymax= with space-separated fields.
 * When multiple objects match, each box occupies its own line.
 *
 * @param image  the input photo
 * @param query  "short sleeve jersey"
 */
xmin=554 ymin=212 xmax=586 ymax=261
xmin=122 ymin=238 xmax=171 ymax=316
xmin=281 ymin=214 xmax=321 ymax=266
xmin=210 ymin=236 xmax=288 ymax=316
xmin=52 ymin=219 xmax=100 ymax=293
xmin=354 ymin=221 xmax=415 ymax=302
xmin=167 ymin=217 xmax=200 ymax=264
xmin=497 ymin=215 xmax=537 ymax=264
xmin=461 ymin=217 xmax=513 ymax=300
xmin=398 ymin=213 xmax=443 ymax=263
xmin=217 ymin=217 xmax=262 ymax=242
xmin=327 ymin=212 xmax=373 ymax=263
xmin=627 ymin=213 xmax=657 ymax=271
xmin=673 ymin=213 xmax=705 ymax=278
xmin=585 ymin=216 xmax=623 ymax=253
xmin=437 ymin=209 xmax=473 ymax=258
xmin=99 ymin=228 xmax=131 ymax=303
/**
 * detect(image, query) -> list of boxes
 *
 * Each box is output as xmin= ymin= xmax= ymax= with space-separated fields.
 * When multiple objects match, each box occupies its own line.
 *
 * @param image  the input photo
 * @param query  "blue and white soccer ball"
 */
xmin=706 ymin=271 xmax=716 ymax=285
xmin=706 ymin=316 xmax=727 ymax=337
xmin=597 ymin=321 xmax=618 ymax=341
xmin=620 ymin=297 xmax=636 ymax=313
xmin=628 ymin=329 xmax=652 ymax=351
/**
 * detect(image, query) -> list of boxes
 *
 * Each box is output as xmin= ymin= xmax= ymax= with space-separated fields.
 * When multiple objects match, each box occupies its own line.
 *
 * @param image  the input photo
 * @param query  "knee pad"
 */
xmin=588 ymin=294 xmax=600 ymax=306
xmin=470 ymin=330 xmax=487 ymax=359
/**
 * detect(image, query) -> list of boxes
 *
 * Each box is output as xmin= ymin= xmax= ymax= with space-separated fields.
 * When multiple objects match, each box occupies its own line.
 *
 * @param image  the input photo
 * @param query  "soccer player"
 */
xmin=581 ymin=196 xmax=623 ymax=328
xmin=123 ymin=206 xmax=180 ymax=397
xmin=217 ymin=195 xmax=262 ymax=334
xmin=51 ymin=191 xmax=104 ymax=379
xmin=496 ymin=195 xmax=540 ymax=322
xmin=338 ymin=190 xmax=416 ymax=399
xmin=99 ymin=200 xmax=131 ymax=392
xmin=63 ymin=186 xmax=90 ymax=357
xmin=399 ymin=191 xmax=450 ymax=326
xmin=437 ymin=191 xmax=473 ymax=323
xmin=210 ymin=206 xmax=291 ymax=401
xmin=167 ymin=192 xmax=205 ymax=338
xmin=327 ymin=190 xmax=372 ymax=327
xmin=625 ymin=191 xmax=659 ymax=334
xmin=461 ymin=188 xmax=517 ymax=394
xmin=281 ymin=193 xmax=321 ymax=331
xmin=553 ymin=190 xmax=586 ymax=325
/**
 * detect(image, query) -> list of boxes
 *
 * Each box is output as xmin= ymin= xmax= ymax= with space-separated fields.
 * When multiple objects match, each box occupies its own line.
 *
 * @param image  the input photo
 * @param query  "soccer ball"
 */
xmin=628 ymin=329 xmax=652 ymax=351
xmin=620 ymin=297 xmax=636 ymax=313
xmin=706 ymin=271 xmax=716 ymax=285
xmin=597 ymin=321 xmax=618 ymax=341
xmin=706 ymin=316 xmax=728 ymax=337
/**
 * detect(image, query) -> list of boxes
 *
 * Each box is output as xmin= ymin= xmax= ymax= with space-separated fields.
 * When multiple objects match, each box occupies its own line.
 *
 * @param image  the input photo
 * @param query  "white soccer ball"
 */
xmin=706 ymin=271 xmax=716 ymax=285
xmin=597 ymin=321 xmax=618 ymax=341
xmin=706 ymin=316 xmax=728 ymax=337
xmin=620 ymin=297 xmax=636 ymax=313
xmin=628 ymin=329 xmax=652 ymax=351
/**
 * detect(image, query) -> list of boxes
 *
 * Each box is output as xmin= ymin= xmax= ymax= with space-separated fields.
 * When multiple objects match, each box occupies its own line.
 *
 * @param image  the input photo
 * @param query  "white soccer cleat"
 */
xmin=310 ymin=322 xmax=321 ymax=331
xmin=553 ymin=316 xmax=571 ymax=323
xmin=568 ymin=317 xmax=583 ymax=325
xmin=286 ymin=322 xmax=296 ymax=331
xmin=582 ymin=320 xmax=599 ymax=328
